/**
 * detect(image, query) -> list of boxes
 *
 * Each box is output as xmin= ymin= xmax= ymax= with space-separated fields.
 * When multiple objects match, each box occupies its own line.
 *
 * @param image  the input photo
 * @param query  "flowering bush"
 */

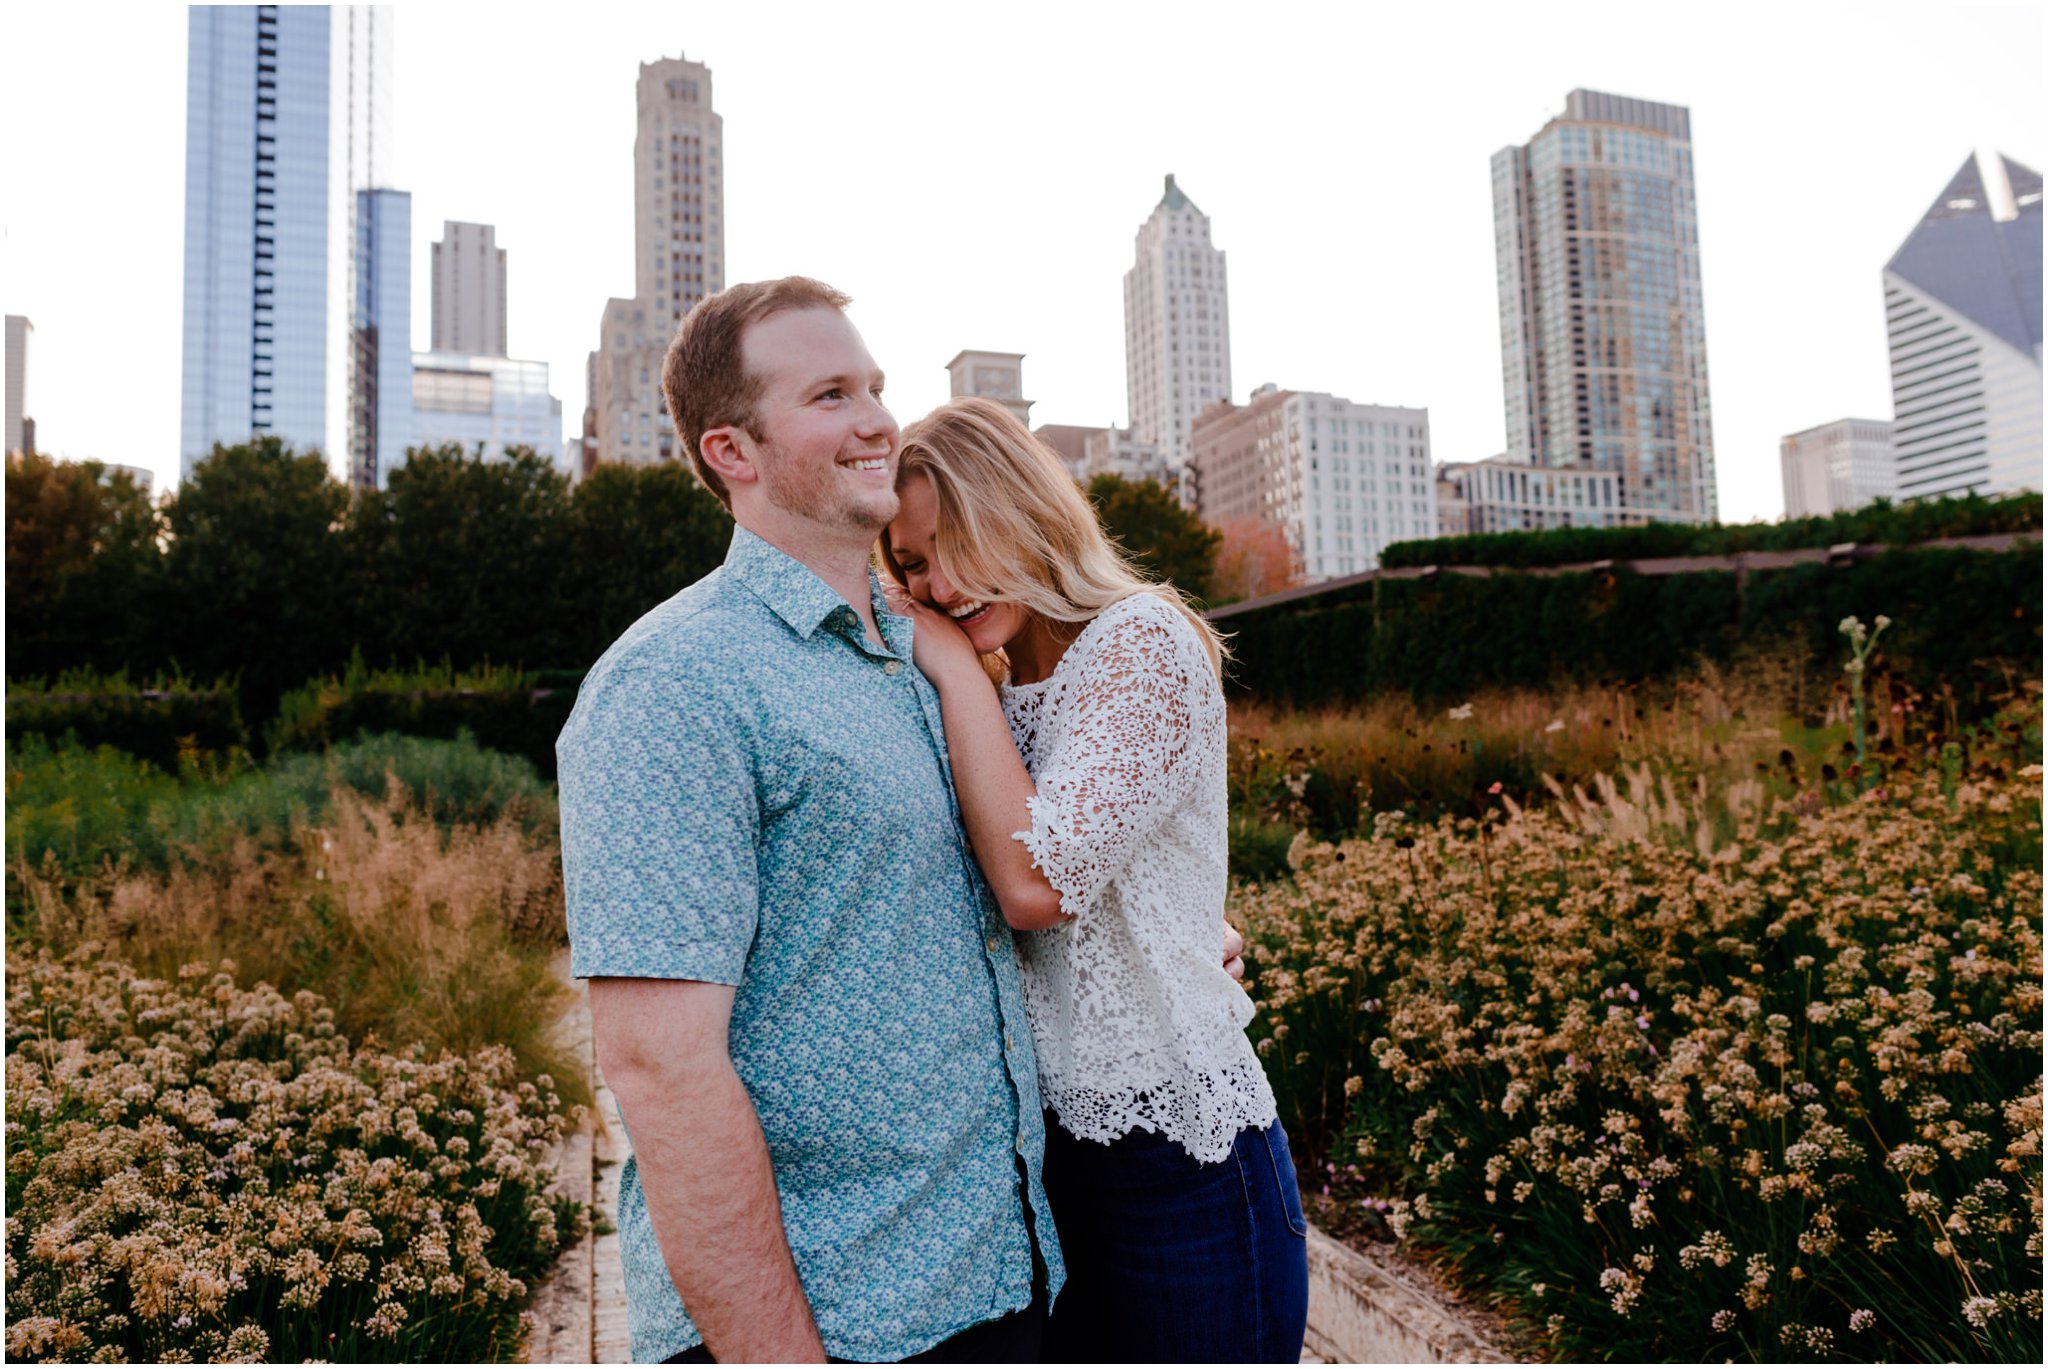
xmin=5 ymin=950 xmax=584 ymax=1363
xmin=1235 ymin=706 xmax=2043 ymax=1360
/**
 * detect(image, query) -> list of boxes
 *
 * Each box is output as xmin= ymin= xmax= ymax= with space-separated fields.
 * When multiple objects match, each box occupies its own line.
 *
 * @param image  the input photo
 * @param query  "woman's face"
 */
xmin=886 ymin=474 xmax=1033 ymax=656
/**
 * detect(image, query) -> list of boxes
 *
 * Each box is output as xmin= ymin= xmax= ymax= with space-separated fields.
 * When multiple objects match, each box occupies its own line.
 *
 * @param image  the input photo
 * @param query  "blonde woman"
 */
xmin=879 ymin=397 xmax=1307 ymax=1363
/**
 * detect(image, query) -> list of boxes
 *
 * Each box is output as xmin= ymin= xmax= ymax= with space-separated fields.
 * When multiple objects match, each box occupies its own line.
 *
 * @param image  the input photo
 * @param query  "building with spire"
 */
xmin=179 ymin=5 xmax=395 ymax=484
xmin=588 ymin=54 xmax=725 ymax=467
xmin=1883 ymin=153 xmax=2042 ymax=500
xmin=1123 ymin=174 xmax=1231 ymax=492
xmin=1492 ymin=89 xmax=1717 ymax=525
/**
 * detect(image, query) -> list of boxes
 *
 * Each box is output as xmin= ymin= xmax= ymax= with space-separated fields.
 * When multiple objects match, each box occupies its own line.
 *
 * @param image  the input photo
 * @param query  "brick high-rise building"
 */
xmin=589 ymin=55 xmax=725 ymax=467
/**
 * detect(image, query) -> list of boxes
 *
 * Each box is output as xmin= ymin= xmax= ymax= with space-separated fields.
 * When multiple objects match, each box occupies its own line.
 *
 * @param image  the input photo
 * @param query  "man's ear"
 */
xmin=699 ymin=426 xmax=758 ymax=489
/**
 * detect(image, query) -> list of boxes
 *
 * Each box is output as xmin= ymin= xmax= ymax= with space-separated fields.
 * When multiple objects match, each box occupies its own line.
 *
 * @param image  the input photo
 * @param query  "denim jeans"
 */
xmin=1040 ymin=1113 xmax=1309 ymax=1363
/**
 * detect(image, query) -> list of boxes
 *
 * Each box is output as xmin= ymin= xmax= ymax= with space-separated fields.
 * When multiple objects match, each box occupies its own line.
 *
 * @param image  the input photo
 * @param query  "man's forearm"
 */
xmin=616 ymin=1057 xmax=825 ymax=1361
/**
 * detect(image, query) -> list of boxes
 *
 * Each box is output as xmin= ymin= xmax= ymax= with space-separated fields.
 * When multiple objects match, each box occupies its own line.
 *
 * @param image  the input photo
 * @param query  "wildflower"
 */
xmin=1448 ymin=703 xmax=1474 ymax=721
xmin=1544 ymin=719 xmax=1565 ymax=733
xmin=1961 ymin=1296 xmax=1999 ymax=1328
xmin=1848 ymin=1308 xmax=1875 ymax=1333
xmin=1711 ymin=1309 xmax=1736 ymax=1333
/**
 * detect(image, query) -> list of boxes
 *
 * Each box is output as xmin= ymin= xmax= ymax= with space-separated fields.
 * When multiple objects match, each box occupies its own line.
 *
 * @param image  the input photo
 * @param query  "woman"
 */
xmin=879 ymin=397 xmax=1307 ymax=1363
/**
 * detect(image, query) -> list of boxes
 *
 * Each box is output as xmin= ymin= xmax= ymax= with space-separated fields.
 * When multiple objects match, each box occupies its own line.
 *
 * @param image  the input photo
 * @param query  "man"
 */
xmin=559 ymin=278 xmax=1243 ymax=1363
xmin=559 ymin=277 xmax=1059 ymax=1363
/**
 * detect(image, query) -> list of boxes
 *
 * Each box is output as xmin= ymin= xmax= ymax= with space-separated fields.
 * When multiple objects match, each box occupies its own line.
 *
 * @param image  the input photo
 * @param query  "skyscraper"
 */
xmin=589 ymin=54 xmax=725 ymax=466
xmin=352 ymin=187 xmax=412 ymax=488
xmin=1883 ymin=153 xmax=2043 ymax=501
xmin=432 ymin=222 xmax=508 ymax=356
xmin=1492 ymin=89 xmax=1716 ymax=525
xmin=179 ymin=5 xmax=395 ymax=483
xmin=5 ymin=315 xmax=31 ymax=456
xmin=1779 ymin=418 xmax=1896 ymax=518
xmin=1124 ymin=175 xmax=1231 ymax=486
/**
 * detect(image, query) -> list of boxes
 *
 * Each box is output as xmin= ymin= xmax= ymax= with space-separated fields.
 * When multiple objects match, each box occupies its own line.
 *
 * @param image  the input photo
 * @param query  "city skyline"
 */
xmin=5 ymin=2 xmax=2040 ymax=520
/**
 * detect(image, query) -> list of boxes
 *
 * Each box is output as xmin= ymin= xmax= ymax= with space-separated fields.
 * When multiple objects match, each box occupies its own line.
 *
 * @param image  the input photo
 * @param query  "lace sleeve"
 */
xmin=1012 ymin=598 xmax=1213 ymax=920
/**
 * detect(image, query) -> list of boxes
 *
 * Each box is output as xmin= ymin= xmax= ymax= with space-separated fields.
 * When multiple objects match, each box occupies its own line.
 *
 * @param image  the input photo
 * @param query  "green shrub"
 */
xmin=5 ymin=950 xmax=582 ymax=1364
xmin=7 ymin=731 xmax=556 ymax=881
xmin=1236 ymin=706 xmax=2043 ymax=1361
xmin=1380 ymin=491 xmax=2042 ymax=570
xmin=269 ymin=657 xmax=577 ymax=778
xmin=1218 ymin=547 xmax=2041 ymax=708
xmin=6 ymin=669 xmax=247 ymax=770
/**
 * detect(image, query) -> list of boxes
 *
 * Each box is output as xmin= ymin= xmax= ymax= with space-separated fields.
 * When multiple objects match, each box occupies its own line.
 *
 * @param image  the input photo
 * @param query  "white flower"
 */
xmin=1544 ymin=719 xmax=1566 ymax=734
xmin=1448 ymin=703 xmax=1474 ymax=721
xmin=1848 ymin=1309 xmax=1875 ymax=1333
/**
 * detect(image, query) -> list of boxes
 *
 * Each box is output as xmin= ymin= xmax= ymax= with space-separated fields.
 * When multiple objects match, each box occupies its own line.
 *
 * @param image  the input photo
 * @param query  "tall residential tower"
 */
xmin=1492 ymin=89 xmax=1716 ymax=524
xmin=432 ymin=221 xmax=508 ymax=356
xmin=179 ymin=5 xmax=395 ymax=483
xmin=589 ymin=54 xmax=725 ymax=466
xmin=1883 ymin=153 xmax=2042 ymax=500
xmin=1124 ymin=175 xmax=1231 ymax=488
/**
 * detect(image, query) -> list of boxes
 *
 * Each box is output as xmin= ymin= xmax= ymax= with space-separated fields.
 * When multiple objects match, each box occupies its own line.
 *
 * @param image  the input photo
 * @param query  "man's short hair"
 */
xmin=662 ymin=277 xmax=853 ymax=509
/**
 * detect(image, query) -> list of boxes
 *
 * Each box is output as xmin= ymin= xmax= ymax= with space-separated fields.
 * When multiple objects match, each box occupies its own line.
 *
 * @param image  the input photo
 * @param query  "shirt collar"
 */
xmin=725 ymin=524 xmax=899 ymax=646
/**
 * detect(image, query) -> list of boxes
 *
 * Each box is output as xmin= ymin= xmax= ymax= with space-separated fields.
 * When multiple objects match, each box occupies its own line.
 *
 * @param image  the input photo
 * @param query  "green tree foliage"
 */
xmin=348 ymin=444 xmax=575 ymax=670
xmin=560 ymin=460 xmax=732 ymax=665
xmin=159 ymin=437 xmax=353 ymax=722
xmin=4 ymin=452 xmax=163 ymax=679
xmin=1085 ymin=473 xmax=1222 ymax=602
xmin=1380 ymin=491 xmax=2041 ymax=569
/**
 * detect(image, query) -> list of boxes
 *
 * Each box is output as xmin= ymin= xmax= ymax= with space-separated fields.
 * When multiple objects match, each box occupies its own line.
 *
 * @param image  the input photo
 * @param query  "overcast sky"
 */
xmin=2 ymin=1 xmax=2040 ymax=521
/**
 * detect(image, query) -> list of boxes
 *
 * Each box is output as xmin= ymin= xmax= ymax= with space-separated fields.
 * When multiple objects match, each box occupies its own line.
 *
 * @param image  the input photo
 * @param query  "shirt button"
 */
xmin=986 ymin=933 xmax=1002 ymax=953
xmin=883 ymin=659 xmax=902 ymax=676
xmin=1005 ymin=1034 xmax=1015 ymax=1051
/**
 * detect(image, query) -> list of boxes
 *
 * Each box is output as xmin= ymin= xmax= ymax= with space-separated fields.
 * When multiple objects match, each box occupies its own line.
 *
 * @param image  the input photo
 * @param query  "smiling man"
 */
xmin=555 ymin=278 xmax=1063 ymax=1363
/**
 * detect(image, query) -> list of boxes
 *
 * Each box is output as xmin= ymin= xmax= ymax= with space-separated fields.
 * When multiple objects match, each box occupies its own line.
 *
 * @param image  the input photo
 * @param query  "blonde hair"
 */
xmin=878 ymin=396 xmax=1227 ymax=676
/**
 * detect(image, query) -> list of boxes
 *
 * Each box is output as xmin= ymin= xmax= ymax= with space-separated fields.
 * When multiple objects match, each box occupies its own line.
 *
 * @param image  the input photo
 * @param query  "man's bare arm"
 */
xmin=590 ymin=977 xmax=826 ymax=1363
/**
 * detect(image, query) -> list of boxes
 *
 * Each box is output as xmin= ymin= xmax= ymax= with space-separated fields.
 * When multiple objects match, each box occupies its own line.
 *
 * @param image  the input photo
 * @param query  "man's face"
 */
xmin=734 ymin=307 xmax=900 ymax=537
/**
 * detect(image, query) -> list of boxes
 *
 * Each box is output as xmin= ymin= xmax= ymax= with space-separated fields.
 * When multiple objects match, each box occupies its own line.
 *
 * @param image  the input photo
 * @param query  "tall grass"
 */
xmin=6 ymin=733 xmax=579 ymax=1107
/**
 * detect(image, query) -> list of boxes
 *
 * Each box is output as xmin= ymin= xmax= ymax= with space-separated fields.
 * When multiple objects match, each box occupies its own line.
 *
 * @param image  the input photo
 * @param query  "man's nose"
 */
xmin=857 ymin=391 xmax=898 ymax=442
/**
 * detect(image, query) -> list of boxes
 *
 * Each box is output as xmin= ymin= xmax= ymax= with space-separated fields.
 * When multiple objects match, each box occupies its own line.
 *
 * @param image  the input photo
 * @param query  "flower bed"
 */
xmin=1235 ymin=712 xmax=2043 ymax=1360
xmin=5 ymin=952 xmax=583 ymax=1363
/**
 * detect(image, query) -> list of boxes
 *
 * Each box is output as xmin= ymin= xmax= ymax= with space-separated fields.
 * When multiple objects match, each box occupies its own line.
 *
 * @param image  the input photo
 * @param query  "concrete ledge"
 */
xmin=1302 ymin=1224 xmax=1514 ymax=1363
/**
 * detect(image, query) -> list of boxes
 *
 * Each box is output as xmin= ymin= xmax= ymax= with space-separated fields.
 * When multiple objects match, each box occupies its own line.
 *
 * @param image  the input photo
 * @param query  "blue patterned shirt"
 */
xmin=557 ymin=525 xmax=1062 ymax=1363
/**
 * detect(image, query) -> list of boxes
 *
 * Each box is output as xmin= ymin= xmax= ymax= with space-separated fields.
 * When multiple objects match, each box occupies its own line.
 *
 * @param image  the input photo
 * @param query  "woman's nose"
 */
xmin=928 ymin=566 xmax=955 ymax=604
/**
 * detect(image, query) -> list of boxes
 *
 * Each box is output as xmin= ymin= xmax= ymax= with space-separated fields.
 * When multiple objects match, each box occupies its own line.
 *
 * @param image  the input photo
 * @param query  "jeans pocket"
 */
xmin=1262 ymin=1124 xmax=1308 ymax=1237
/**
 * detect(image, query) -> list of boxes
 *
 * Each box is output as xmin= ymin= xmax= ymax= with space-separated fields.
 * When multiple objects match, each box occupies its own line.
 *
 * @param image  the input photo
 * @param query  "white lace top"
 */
xmin=1000 ymin=592 xmax=1277 ymax=1164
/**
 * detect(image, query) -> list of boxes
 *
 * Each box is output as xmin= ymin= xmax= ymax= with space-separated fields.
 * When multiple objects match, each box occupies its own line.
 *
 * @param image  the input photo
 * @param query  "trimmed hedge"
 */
xmin=268 ymin=658 xmax=578 ymax=779
xmin=1380 ymin=490 xmax=2041 ymax=569
xmin=5 ymin=672 xmax=247 ymax=770
xmin=1220 ymin=545 xmax=2042 ymax=705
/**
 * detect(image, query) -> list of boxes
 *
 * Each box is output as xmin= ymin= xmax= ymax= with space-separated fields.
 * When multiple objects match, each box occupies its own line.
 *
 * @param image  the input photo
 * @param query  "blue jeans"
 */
xmin=1040 ymin=1112 xmax=1309 ymax=1363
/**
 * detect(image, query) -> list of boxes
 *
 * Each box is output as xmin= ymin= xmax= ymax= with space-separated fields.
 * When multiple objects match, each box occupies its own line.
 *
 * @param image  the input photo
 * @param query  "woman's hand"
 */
xmin=884 ymin=584 xmax=988 ymax=692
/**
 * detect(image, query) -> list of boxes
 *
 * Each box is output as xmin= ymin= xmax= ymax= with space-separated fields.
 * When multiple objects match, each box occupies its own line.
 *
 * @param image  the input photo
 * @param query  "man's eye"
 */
xmin=819 ymin=388 xmax=844 ymax=401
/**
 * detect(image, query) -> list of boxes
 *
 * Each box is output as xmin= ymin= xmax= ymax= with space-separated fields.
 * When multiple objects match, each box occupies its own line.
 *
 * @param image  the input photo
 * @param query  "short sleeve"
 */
xmin=1012 ymin=598 xmax=1216 ymax=920
xmin=558 ymin=663 xmax=760 ymax=983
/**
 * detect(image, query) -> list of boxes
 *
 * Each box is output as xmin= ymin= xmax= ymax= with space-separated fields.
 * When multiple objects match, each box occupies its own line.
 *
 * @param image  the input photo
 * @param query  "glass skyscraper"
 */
xmin=179 ymin=5 xmax=393 ymax=484
xmin=1492 ymin=89 xmax=1716 ymax=525
xmin=353 ymin=187 xmax=413 ymax=489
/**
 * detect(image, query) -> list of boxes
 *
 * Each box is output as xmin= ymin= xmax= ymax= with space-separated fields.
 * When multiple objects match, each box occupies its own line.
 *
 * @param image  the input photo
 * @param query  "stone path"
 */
xmin=521 ymin=954 xmax=630 ymax=1363
xmin=519 ymin=957 xmax=1506 ymax=1364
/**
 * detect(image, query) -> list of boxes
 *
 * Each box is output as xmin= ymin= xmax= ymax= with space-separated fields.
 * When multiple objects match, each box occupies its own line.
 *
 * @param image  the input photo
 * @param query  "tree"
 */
xmin=6 ymin=451 xmax=164 ymax=679
xmin=160 ymin=438 xmax=353 ymax=721
xmin=347 ymin=444 xmax=575 ymax=672
xmin=1210 ymin=517 xmax=1301 ymax=605
xmin=1084 ymin=474 xmax=1222 ymax=603
xmin=561 ymin=460 xmax=733 ymax=669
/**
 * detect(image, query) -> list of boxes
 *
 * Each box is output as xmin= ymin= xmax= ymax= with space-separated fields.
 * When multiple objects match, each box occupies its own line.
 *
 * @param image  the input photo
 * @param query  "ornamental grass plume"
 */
xmin=4 ymin=951 xmax=585 ymax=1363
xmin=1234 ymin=696 xmax=2043 ymax=1362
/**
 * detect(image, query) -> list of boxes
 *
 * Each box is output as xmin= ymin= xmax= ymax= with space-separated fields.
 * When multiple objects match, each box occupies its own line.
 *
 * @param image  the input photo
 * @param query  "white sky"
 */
xmin=2 ymin=0 xmax=2041 ymax=522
